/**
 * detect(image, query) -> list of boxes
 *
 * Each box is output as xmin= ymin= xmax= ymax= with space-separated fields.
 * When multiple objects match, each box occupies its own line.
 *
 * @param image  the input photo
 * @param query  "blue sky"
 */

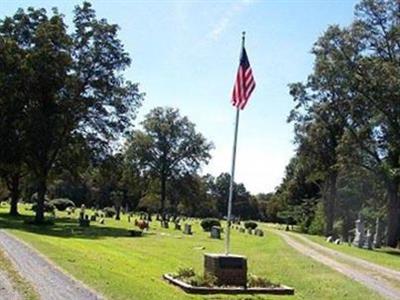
xmin=1 ymin=0 xmax=358 ymax=194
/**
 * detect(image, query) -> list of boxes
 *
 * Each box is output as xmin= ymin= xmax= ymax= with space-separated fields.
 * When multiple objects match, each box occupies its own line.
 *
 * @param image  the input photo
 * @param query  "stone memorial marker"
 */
xmin=352 ymin=217 xmax=365 ymax=248
xmin=161 ymin=220 xmax=169 ymax=228
xmin=174 ymin=222 xmax=181 ymax=230
xmin=254 ymin=229 xmax=264 ymax=237
xmin=79 ymin=214 xmax=90 ymax=227
xmin=239 ymin=227 xmax=245 ymax=233
xmin=183 ymin=223 xmax=192 ymax=235
xmin=210 ymin=226 xmax=221 ymax=239
xmin=204 ymin=253 xmax=247 ymax=287
xmin=363 ymin=229 xmax=373 ymax=250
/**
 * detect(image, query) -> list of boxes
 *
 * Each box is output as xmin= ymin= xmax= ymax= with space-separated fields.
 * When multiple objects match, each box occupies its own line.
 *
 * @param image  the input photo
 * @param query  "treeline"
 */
xmin=0 ymin=3 xmax=268 ymax=223
xmin=269 ymin=0 xmax=400 ymax=247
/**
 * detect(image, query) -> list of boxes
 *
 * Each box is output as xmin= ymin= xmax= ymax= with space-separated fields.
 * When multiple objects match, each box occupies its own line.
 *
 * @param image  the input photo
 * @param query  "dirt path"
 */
xmin=0 ymin=269 xmax=22 ymax=300
xmin=277 ymin=231 xmax=400 ymax=300
xmin=0 ymin=230 xmax=103 ymax=300
xmin=292 ymin=233 xmax=400 ymax=281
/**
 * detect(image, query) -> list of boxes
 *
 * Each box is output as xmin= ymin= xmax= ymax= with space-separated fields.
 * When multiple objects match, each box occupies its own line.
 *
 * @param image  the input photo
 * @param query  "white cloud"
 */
xmin=208 ymin=0 xmax=254 ymax=41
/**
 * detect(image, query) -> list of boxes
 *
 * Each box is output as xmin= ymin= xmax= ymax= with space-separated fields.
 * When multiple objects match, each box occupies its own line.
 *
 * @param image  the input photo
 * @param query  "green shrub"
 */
xmin=49 ymin=198 xmax=75 ymax=211
xmin=200 ymin=218 xmax=221 ymax=232
xmin=248 ymin=274 xmax=277 ymax=288
xmin=103 ymin=207 xmax=116 ymax=218
xmin=308 ymin=202 xmax=325 ymax=235
xmin=31 ymin=201 xmax=55 ymax=213
xmin=189 ymin=272 xmax=217 ymax=287
xmin=244 ymin=221 xmax=258 ymax=230
xmin=176 ymin=267 xmax=195 ymax=278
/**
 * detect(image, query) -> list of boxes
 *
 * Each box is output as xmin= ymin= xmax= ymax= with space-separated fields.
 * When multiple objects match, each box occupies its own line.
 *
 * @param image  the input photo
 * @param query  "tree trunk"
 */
xmin=9 ymin=174 xmax=20 ymax=216
xmin=386 ymin=181 xmax=400 ymax=248
xmin=324 ymin=172 xmax=337 ymax=237
xmin=34 ymin=176 xmax=47 ymax=224
xmin=160 ymin=175 xmax=166 ymax=214
xmin=115 ymin=205 xmax=121 ymax=220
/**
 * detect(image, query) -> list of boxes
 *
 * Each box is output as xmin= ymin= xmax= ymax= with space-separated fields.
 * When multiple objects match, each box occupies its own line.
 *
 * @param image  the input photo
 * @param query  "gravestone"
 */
xmin=128 ymin=215 xmax=131 ymax=223
xmin=373 ymin=217 xmax=383 ymax=248
xmin=334 ymin=238 xmax=341 ymax=245
xmin=183 ymin=223 xmax=192 ymax=235
xmin=352 ymin=217 xmax=365 ymax=248
xmin=161 ymin=220 xmax=169 ymax=228
xmin=210 ymin=226 xmax=221 ymax=239
xmin=79 ymin=204 xmax=86 ymax=221
xmin=174 ymin=222 xmax=181 ymax=230
xmin=99 ymin=218 xmax=105 ymax=224
xmin=239 ymin=227 xmax=245 ymax=233
xmin=90 ymin=215 xmax=96 ymax=222
xmin=254 ymin=229 xmax=264 ymax=237
xmin=79 ymin=214 xmax=90 ymax=227
xmin=204 ymin=253 xmax=247 ymax=287
xmin=363 ymin=229 xmax=373 ymax=250
xmin=247 ymin=228 xmax=253 ymax=235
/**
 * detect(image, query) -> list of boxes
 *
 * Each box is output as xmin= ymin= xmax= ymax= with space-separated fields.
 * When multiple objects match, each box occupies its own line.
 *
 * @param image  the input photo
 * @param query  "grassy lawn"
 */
xmin=300 ymin=233 xmax=400 ymax=271
xmin=0 ymin=243 xmax=39 ymax=299
xmin=0 ymin=204 xmax=382 ymax=300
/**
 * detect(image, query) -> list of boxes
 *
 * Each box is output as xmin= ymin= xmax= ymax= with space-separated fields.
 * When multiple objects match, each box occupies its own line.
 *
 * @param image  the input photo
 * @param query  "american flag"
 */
xmin=232 ymin=46 xmax=256 ymax=110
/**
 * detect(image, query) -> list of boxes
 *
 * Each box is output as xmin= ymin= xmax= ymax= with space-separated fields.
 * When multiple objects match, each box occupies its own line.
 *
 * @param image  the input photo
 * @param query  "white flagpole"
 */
xmin=225 ymin=32 xmax=245 ymax=255
xmin=225 ymin=107 xmax=240 ymax=255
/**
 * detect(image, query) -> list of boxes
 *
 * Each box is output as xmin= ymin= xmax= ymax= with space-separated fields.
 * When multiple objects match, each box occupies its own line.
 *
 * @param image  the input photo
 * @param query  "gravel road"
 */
xmin=0 ymin=230 xmax=103 ymax=300
xmin=0 ymin=268 xmax=21 ymax=300
xmin=278 ymin=231 xmax=400 ymax=300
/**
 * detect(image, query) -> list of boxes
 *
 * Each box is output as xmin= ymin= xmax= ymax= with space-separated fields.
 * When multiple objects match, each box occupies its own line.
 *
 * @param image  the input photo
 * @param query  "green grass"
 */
xmin=0 ymin=245 xmax=39 ymax=300
xmin=301 ymin=233 xmax=400 ymax=271
xmin=0 ymin=203 xmax=382 ymax=300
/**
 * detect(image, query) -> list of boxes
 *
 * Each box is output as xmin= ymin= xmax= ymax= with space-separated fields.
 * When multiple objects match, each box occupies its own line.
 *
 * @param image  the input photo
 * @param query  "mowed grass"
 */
xmin=302 ymin=233 xmax=400 ymax=271
xmin=0 ymin=204 xmax=381 ymax=300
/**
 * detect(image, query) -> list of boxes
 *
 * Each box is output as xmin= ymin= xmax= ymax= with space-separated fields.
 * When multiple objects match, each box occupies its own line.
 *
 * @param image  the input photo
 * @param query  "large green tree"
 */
xmin=125 ymin=107 xmax=213 ymax=214
xmin=0 ymin=3 xmax=143 ymax=223
xmin=0 ymin=36 xmax=27 ymax=215
xmin=291 ymin=0 xmax=400 ymax=246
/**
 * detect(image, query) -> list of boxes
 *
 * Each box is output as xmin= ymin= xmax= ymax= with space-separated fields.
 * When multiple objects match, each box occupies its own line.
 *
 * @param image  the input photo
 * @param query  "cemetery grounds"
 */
xmin=2 ymin=203 xmax=400 ymax=300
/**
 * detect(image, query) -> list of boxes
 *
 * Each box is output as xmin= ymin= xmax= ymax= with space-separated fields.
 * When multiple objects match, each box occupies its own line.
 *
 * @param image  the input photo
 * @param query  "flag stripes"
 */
xmin=232 ymin=47 xmax=255 ymax=110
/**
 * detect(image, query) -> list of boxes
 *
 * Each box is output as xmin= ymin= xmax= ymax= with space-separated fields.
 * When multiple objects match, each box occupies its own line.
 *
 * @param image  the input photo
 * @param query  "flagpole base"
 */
xmin=204 ymin=253 xmax=247 ymax=287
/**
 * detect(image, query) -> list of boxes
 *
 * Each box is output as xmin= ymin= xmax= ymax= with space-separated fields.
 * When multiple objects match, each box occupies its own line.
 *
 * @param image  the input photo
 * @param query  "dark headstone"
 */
xmin=183 ymin=224 xmax=192 ymax=235
xmin=254 ymin=229 xmax=264 ymax=237
xmin=204 ymin=253 xmax=247 ymax=287
xmin=175 ymin=223 xmax=181 ymax=230
xmin=210 ymin=226 xmax=221 ymax=239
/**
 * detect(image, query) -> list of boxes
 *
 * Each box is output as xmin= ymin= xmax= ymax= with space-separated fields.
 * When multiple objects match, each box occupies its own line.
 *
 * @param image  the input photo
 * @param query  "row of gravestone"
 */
xmin=232 ymin=225 xmax=264 ymax=237
xmin=352 ymin=217 xmax=384 ymax=250
xmin=326 ymin=217 xmax=385 ymax=250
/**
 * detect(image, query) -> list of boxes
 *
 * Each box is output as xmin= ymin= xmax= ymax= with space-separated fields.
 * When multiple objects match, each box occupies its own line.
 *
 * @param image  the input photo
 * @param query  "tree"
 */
xmin=0 ymin=3 xmax=143 ymax=223
xmin=288 ymin=85 xmax=346 ymax=235
xmin=125 ymin=107 xmax=213 ymax=214
xmin=302 ymin=0 xmax=400 ymax=246
xmin=0 ymin=33 xmax=28 ymax=215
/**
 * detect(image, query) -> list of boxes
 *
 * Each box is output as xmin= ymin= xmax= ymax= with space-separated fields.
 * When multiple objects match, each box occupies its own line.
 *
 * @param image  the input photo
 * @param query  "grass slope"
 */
xmin=0 ymin=204 xmax=381 ymax=300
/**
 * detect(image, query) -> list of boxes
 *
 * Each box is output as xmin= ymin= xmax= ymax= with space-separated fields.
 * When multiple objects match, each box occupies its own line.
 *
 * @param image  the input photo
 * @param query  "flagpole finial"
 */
xmin=242 ymin=31 xmax=246 ymax=47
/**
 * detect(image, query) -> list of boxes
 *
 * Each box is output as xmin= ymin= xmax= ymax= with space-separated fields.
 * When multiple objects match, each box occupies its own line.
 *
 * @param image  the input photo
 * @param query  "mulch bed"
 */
xmin=163 ymin=274 xmax=295 ymax=295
